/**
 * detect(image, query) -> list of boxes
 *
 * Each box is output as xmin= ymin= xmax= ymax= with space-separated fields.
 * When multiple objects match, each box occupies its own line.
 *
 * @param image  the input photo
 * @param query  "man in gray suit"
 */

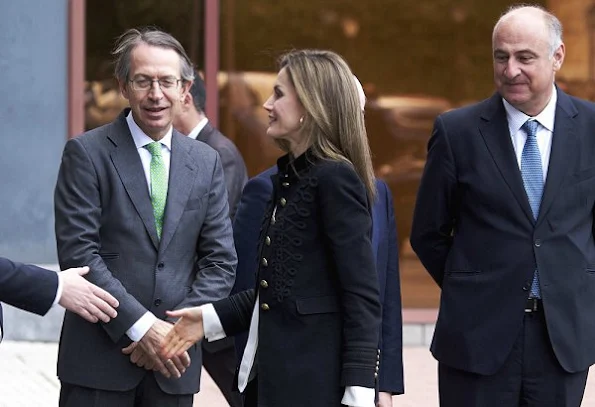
xmin=54 ymin=28 xmax=237 ymax=407
xmin=173 ymin=70 xmax=247 ymax=407
xmin=174 ymin=71 xmax=247 ymax=220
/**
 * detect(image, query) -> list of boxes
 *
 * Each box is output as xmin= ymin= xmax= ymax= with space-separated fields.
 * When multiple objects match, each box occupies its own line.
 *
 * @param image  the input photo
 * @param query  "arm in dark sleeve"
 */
xmin=212 ymin=288 xmax=256 ymax=337
xmin=231 ymin=175 xmax=273 ymax=295
xmin=410 ymin=116 xmax=458 ymax=287
xmin=54 ymin=138 xmax=148 ymax=342
xmin=176 ymin=152 xmax=238 ymax=309
xmin=377 ymin=182 xmax=404 ymax=395
xmin=0 ymin=257 xmax=58 ymax=316
xmin=319 ymin=163 xmax=381 ymax=389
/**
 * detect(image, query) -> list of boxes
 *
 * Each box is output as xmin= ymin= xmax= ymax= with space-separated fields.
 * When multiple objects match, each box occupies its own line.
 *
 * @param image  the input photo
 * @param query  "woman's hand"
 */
xmin=160 ymin=307 xmax=204 ymax=360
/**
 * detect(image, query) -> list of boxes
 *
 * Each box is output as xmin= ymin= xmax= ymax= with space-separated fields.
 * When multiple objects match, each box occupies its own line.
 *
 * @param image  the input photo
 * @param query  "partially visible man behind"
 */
xmin=174 ymin=71 xmax=246 ymax=407
xmin=54 ymin=28 xmax=236 ymax=407
xmin=412 ymin=4 xmax=595 ymax=407
xmin=0 ymin=258 xmax=119 ymax=340
xmin=174 ymin=71 xmax=248 ymax=220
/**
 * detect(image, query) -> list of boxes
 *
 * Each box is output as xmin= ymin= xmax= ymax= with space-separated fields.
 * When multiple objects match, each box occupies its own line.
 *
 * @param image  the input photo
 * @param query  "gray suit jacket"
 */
xmin=195 ymin=122 xmax=248 ymax=220
xmin=54 ymin=109 xmax=237 ymax=394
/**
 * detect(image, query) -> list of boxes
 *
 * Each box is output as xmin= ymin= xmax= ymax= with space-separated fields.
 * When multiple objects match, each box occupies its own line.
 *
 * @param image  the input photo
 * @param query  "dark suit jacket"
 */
xmin=54 ymin=109 xmax=237 ymax=394
xmin=195 ymin=122 xmax=248 ymax=220
xmin=219 ymin=152 xmax=381 ymax=406
xmin=0 ymin=257 xmax=59 ymax=339
xmin=232 ymin=168 xmax=404 ymax=394
xmin=411 ymin=89 xmax=595 ymax=375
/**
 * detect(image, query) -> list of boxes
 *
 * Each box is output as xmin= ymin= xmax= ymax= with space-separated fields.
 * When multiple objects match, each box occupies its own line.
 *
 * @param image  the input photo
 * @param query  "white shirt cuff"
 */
xmin=201 ymin=303 xmax=227 ymax=341
xmin=126 ymin=312 xmax=157 ymax=342
xmin=53 ymin=272 xmax=64 ymax=306
xmin=341 ymin=386 xmax=376 ymax=407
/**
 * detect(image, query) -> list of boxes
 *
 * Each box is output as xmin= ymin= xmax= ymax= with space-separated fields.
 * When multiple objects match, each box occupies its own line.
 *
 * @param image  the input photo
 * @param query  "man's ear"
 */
xmin=553 ymin=43 xmax=565 ymax=72
xmin=119 ymin=80 xmax=130 ymax=100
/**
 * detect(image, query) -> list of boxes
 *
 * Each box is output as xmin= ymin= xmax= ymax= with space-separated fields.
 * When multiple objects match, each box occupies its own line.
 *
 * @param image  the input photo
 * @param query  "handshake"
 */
xmin=122 ymin=306 xmax=206 ymax=379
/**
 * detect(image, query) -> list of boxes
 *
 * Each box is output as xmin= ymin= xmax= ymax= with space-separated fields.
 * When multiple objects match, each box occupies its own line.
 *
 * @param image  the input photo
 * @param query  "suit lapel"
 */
xmin=536 ymin=90 xmax=578 ymax=227
xmin=159 ymin=131 xmax=197 ymax=254
xmin=109 ymin=111 xmax=160 ymax=249
xmin=479 ymin=94 xmax=535 ymax=223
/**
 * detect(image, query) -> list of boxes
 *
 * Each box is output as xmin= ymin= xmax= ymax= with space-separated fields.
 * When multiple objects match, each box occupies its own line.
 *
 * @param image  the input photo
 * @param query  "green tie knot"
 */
xmin=145 ymin=141 xmax=162 ymax=157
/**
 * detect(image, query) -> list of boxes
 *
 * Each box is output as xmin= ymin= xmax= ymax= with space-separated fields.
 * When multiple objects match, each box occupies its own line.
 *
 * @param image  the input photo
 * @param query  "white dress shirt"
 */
xmin=502 ymin=85 xmax=557 ymax=180
xmin=201 ymin=301 xmax=375 ymax=406
xmin=187 ymin=117 xmax=209 ymax=140
xmin=124 ymin=111 xmax=173 ymax=341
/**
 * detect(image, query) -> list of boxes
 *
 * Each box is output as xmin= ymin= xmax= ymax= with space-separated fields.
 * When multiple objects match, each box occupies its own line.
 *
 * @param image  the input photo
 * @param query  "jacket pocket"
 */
xmin=296 ymin=296 xmax=340 ymax=315
xmin=446 ymin=270 xmax=480 ymax=277
xmin=570 ymin=167 xmax=595 ymax=184
xmin=99 ymin=252 xmax=119 ymax=260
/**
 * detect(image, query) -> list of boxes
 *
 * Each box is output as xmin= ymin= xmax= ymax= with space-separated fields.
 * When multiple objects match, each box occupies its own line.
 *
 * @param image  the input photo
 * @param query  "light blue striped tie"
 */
xmin=521 ymin=119 xmax=543 ymax=298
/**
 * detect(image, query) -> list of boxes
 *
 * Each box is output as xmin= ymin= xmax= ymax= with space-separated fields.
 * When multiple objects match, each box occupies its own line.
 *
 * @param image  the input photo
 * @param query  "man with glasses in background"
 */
xmin=54 ymin=28 xmax=236 ymax=407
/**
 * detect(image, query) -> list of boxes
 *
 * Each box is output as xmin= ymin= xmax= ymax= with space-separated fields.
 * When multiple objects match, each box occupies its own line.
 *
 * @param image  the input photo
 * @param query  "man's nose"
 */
xmin=148 ymin=81 xmax=164 ymax=98
xmin=504 ymin=60 xmax=521 ymax=79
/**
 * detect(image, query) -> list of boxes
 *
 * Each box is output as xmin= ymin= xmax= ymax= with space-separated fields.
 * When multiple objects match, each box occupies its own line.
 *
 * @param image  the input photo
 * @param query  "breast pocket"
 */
xmin=186 ymin=195 xmax=207 ymax=211
xmin=569 ymin=166 xmax=595 ymax=185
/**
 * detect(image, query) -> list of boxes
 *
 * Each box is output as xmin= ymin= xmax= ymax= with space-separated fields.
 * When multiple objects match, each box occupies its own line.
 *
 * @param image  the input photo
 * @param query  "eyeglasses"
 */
xmin=128 ymin=76 xmax=181 ymax=91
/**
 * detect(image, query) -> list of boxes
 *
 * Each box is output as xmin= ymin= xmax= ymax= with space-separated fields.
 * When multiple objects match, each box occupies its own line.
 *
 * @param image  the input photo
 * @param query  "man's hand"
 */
xmin=160 ymin=307 xmax=205 ymax=360
xmin=59 ymin=266 xmax=119 ymax=323
xmin=377 ymin=392 xmax=393 ymax=407
xmin=127 ymin=320 xmax=191 ymax=379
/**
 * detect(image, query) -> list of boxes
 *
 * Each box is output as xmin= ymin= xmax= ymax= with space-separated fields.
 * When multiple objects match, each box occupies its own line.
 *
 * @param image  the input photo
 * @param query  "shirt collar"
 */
xmin=126 ymin=110 xmax=173 ymax=151
xmin=502 ymin=84 xmax=557 ymax=135
xmin=187 ymin=117 xmax=209 ymax=140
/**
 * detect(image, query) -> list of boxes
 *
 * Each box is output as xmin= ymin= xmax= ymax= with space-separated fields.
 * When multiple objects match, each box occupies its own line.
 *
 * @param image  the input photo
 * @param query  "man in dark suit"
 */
xmin=173 ymin=71 xmax=248 ymax=220
xmin=232 ymin=171 xmax=404 ymax=406
xmin=173 ymin=72 xmax=247 ymax=407
xmin=54 ymin=28 xmax=236 ymax=407
xmin=0 ymin=258 xmax=119 ymax=339
xmin=411 ymin=5 xmax=595 ymax=407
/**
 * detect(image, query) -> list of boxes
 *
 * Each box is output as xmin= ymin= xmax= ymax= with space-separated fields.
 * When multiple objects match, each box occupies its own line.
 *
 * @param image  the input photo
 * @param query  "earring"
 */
xmin=299 ymin=116 xmax=304 ymax=125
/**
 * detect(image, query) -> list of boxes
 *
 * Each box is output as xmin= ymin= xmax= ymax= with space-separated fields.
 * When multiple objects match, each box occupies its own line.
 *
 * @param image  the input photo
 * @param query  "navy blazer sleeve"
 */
xmin=231 ymin=174 xmax=273 ymax=295
xmin=0 ymin=257 xmax=58 ymax=316
xmin=376 ymin=181 xmax=404 ymax=394
xmin=410 ymin=116 xmax=458 ymax=286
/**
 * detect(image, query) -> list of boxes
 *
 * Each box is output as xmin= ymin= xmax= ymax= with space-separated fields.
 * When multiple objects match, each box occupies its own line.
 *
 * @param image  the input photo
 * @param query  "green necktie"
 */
xmin=145 ymin=141 xmax=168 ymax=238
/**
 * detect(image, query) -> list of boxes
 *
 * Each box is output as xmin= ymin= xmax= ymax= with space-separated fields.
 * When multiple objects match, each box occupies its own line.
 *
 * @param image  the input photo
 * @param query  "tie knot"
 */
xmin=145 ymin=141 xmax=162 ymax=157
xmin=522 ymin=120 xmax=539 ymax=138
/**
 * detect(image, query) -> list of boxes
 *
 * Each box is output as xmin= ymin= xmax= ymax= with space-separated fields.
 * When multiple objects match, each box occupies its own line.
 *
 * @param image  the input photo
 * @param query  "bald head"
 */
xmin=493 ymin=5 xmax=562 ymax=58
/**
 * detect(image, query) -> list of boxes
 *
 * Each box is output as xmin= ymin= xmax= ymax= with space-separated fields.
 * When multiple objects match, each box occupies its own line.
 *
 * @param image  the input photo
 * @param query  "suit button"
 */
xmin=261 ymin=303 xmax=270 ymax=311
xmin=280 ymin=197 xmax=287 ymax=207
xmin=157 ymin=262 xmax=164 ymax=269
xmin=282 ymin=182 xmax=290 ymax=187
xmin=154 ymin=299 xmax=162 ymax=306
xmin=522 ymin=283 xmax=530 ymax=291
xmin=265 ymin=236 xmax=271 ymax=246
xmin=374 ymin=372 xmax=378 ymax=379
xmin=260 ymin=279 xmax=269 ymax=288
xmin=261 ymin=258 xmax=268 ymax=267
xmin=534 ymin=239 xmax=541 ymax=247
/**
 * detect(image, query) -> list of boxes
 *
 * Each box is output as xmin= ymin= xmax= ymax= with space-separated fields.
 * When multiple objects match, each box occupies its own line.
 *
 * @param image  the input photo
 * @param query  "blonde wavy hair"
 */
xmin=276 ymin=49 xmax=376 ymax=200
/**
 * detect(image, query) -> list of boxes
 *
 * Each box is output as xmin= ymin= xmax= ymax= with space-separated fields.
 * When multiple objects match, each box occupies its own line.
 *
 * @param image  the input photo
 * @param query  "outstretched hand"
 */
xmin=59 ymin=266 xmax=119 ymax=323
xmin=160 ymin=307 xmax=205 ymax=360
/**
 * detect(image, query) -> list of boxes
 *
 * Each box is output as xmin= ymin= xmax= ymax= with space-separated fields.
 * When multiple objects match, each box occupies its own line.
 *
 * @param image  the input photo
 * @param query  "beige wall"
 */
xmin=549 ymin=0 xmax=592 ymax=81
